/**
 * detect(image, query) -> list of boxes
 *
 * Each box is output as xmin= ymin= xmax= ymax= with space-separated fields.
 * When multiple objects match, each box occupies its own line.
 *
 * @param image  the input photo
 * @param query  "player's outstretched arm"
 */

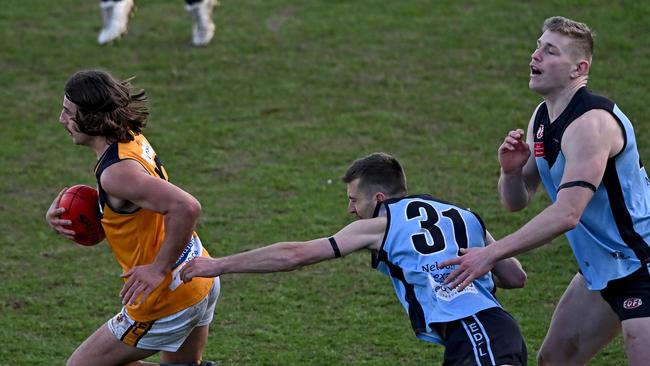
xmin=443 ymin=184 xmax=594 ymax=291
xmin=180 ymin=239 xmax=337 ymax=280
xmin=45 ymin=187 xmax=76 ymax=240
xmin=180 ymin=217 xmax=387 ymax=282
xmin=486 ymin=231 xmax=526 ymax=289
xmin=442 ymin=109 xmax=622 ymax=291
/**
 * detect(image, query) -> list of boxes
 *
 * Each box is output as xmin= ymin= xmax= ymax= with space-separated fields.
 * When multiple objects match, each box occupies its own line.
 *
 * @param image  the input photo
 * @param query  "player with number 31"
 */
xmin=180 ymin=152 xmax=529 ymax=366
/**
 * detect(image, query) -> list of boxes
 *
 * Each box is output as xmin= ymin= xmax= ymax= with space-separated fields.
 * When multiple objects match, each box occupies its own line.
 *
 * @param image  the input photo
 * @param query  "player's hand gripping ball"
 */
xmin=59 ymin=185 xmax=105 ymax=246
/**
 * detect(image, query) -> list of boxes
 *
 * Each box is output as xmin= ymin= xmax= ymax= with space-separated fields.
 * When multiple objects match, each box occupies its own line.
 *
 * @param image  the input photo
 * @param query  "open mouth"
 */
xmin=530 ymin=65 xmax=542 ymax=75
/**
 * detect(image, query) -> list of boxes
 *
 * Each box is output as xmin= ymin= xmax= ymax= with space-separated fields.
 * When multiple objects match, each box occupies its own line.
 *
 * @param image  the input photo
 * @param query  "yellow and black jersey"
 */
xmin=94 ymin=134 xmax=213 ymax=322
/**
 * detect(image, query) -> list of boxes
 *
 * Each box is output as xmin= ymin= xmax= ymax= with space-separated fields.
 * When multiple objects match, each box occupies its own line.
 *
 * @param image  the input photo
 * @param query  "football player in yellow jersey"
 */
xmin=46 ymin=69 xmax=217 ymax=366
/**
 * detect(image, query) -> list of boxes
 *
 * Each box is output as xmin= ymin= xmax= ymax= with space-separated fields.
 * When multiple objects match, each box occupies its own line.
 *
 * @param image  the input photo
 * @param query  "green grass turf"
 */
xmin=2 ymin=0 xmax=649 ymax=364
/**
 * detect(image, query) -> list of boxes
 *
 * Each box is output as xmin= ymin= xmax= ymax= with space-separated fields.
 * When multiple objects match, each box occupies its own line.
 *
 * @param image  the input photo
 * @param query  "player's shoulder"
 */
xmin=117 ymin=134 xmax=152 ymax=158
xmin=359 ymin=216 xmax=388 ymax=230
xmin=563 ymin=109 xmax=624 ymax=158
xmin=100 ymin=159 xmax=152 ymax=189
xmin=344 ymin=216 xmax=387 ymax=238
xmin=570 ymin=108 xmax=619 ymax=134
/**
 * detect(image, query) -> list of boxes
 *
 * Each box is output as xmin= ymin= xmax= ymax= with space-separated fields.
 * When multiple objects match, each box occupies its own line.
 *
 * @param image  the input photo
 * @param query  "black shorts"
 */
xmin=442 ymin=307 xmax=527 ymax=366
xmin=600 ymin=265 xmax=650 ymax=321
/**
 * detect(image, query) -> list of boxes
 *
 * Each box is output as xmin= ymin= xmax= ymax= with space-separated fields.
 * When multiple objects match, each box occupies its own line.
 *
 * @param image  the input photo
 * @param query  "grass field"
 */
xmin=2 ymin=0 xmax=649 ymax=364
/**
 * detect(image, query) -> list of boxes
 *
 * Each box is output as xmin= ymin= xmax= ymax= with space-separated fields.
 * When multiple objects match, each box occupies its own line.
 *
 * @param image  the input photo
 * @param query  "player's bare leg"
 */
xmin=160 ymin=324 xmax=210 ymax=364
xmin=622 ymin=317 xmax=650 ymax=366
xmin=67 ymin=323 xmax=156 ymax=366
xmin=537 ymin=273 xmax=620 ymax=365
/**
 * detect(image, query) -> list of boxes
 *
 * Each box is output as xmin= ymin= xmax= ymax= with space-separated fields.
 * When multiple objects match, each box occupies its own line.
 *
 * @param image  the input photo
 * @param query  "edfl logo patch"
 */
xmin=623 ymin=298 xmax=642 ymax=310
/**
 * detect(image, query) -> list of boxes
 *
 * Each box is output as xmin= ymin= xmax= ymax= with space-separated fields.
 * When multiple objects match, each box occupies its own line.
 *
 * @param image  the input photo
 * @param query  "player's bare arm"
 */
xmin=442 ymin=109 xmax=623 ymax=291
xmin=45 ymin=187 xmax=75 ymax=239
xmin=101 ymin=159 xmax=202 ymax=305
xmin=485 ymin=231 xmax=527 ymax=289
xmin=498 ymin=106 xmax=542 ymax=211
xmin=180 ymin=217 xmax=387 ymax=282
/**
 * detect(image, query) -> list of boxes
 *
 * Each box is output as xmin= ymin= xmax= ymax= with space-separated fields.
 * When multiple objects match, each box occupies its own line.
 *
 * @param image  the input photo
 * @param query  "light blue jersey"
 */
xmin=372 ymin=195 xmax=501 ymax=345
xmin=533 ymin=87 xmax=650 ymax=290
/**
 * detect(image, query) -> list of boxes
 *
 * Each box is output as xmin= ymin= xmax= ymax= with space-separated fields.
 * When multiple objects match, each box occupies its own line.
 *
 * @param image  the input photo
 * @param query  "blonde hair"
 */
xmin=543 ymin=16 xmax=594 ymax=61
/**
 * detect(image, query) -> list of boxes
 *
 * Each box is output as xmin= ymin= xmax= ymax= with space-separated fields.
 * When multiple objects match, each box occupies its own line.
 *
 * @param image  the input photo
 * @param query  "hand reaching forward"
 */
xmin=45 ymin=188 xmax=76 ymax=240
xmin=498 ymin=129 xmax=531 ymax=174
xmin=180 ymin=256 xmax=221 ymax=283
xmin=440 ymin=247 xmax=498 ymax=291
xmin=120 ymin=264 xmax=167 ymax=306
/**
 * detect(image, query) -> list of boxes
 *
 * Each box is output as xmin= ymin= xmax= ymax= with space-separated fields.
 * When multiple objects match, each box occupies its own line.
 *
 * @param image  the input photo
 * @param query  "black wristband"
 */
xmin=558 ymin=180 xmax=597 ymax=192
xmin=328 ymin=237 xmax=342 ymax=258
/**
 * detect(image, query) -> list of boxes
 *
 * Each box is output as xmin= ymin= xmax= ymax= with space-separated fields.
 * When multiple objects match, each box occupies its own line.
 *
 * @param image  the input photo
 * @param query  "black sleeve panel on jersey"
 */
xmin=94 ymin=143 xmax=120 ymax=180
xmin=469 ymin=210 xmax=487 ymax=238
xmin=93 ymin=143 xmax=120 ymax=211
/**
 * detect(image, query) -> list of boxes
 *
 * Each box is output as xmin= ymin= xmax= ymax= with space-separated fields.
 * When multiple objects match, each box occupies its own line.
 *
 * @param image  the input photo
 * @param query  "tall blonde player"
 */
xmin=442 ymin=16 xmax=650 ymax=365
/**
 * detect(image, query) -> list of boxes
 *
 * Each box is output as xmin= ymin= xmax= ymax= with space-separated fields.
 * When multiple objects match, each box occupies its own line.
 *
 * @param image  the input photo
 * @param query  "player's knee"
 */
xmin=537 ymin=337 xmax=580 ymax=365
xmin=537 ymin=351 xmax=570 ymax=366
xmin=536 ymin=349 xmax=551 ymax=366
xmin=65 ymin=356 xmax=80 ymax=366
xmin=65 ymin=350 xmax=79 ymax=366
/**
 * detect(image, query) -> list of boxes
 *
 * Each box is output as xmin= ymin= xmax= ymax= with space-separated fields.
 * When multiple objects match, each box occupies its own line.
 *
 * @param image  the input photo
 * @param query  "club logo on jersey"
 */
xmin=140 ymin=141 xmax=157 ymax=166
xmin=623 ymin=298 xmax=642 ymax=310
xmin=429 ymin=276 xmax=478 ymax=301
xmin=534 ymin=142 xmax=545 ymax=157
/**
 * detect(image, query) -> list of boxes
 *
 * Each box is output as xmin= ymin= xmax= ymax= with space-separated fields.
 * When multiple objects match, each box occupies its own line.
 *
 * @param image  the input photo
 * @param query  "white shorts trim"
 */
xmin=107 ymin=277 xmax=220 ymax=352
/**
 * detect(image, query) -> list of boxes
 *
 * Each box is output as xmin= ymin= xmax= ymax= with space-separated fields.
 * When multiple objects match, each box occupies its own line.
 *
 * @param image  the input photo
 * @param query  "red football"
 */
xmin=59 ymin=185 xmax=105 ymax=246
